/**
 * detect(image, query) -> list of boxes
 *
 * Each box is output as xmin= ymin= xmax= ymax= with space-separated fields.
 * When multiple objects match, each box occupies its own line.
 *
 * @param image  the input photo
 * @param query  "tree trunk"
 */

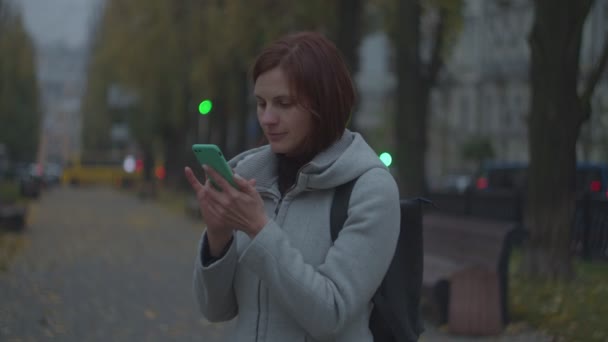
xmin=395 ymin=0 xmax=427 ymax=197
xmin=208 ymin=81 xmax=229 ymax=153
xmin=335 ymin=0 xmax=362 ymax=75
xmin=164 ymin=131 xmax=190 ymax=189
xmin=233 ymin=66 xmax=249 ymax=157
xmin=524 ymin=0 xmax=593 ymax=280
xmin=334 ymin=0 xmax=363 ymax=130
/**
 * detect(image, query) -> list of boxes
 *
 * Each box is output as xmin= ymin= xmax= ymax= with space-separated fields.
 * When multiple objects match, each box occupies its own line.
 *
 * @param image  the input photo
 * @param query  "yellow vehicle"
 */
xmin=61 ymin=157 xmax=142 ymax=187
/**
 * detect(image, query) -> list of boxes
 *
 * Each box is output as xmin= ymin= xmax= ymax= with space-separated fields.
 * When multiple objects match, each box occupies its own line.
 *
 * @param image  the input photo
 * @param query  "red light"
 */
xmin=476 ymin=177 xmax=488 ymax=190
xmin=590 ymin=180 xmax=601 ymax=192
xmin=135 ymin=159 xmax=144 ymax=173
xmin=155 ymin=166 xmax=166 ymax=180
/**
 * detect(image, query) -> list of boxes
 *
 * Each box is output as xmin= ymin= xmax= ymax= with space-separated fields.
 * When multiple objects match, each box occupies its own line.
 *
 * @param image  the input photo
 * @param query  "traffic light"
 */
xmin=198 ymin=99 xmax=213 ymax=115
xmin=379 ymin=152 xmax=393 ymax=167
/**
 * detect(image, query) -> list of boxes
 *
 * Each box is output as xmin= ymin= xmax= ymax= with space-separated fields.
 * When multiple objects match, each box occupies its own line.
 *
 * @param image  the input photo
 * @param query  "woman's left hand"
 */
xmin=203 ymin=165 xmax=269 ymax=238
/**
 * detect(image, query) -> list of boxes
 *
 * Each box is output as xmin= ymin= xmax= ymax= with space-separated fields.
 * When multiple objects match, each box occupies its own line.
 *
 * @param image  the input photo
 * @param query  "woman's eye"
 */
xmin=278 ymin=102 xmax=292 ymax=108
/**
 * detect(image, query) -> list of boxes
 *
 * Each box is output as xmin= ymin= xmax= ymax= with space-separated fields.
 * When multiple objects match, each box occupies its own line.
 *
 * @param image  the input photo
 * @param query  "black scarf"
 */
xmin=277 ymin=153 xmax=312 ymax=195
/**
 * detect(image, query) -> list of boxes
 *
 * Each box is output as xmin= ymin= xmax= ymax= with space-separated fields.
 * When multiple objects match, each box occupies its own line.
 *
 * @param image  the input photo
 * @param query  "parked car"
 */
xmin=42 ymin=162 xmax=63 ymax=186
xmin=433 ymin=173 xmax=474 ymax=193
xmin=474 ymin=161 xmax=608 ymax=200
xmin=16 ymin=163 xmax=42 ymax=198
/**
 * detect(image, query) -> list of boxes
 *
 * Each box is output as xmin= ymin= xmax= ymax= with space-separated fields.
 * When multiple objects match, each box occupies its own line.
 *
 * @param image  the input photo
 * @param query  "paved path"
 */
xmin=0 ymin=186 xmax=551 ymax=341
xmin=0 ymin=186 xmax=232 ymax=341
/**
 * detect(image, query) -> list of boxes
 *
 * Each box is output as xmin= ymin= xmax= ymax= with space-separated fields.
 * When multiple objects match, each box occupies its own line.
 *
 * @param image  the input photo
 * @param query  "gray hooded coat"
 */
xmin=193 ymin=130 xmax=400 ymax=342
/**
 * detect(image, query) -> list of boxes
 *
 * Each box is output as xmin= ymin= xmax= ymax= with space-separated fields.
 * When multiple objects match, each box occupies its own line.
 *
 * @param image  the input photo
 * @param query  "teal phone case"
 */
xmin=192 ymin=144 xmax=237 ymax=190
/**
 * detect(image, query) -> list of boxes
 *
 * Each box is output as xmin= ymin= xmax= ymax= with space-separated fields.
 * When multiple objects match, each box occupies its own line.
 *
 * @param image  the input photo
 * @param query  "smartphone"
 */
xmin=192 ymin=144 xmax=237 ymax=190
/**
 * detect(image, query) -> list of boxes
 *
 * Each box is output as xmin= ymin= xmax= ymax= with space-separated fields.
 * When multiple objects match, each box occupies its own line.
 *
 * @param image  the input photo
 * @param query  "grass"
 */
xmin=0 ymin=180 xmax=21 ymax=203
xmin=0 ymin=231 xmax=27 ymax=272
xmin=0 ymin=180 xmax=28 ymax=271
xmin=510 ymin=250 xmax=608 ymax=341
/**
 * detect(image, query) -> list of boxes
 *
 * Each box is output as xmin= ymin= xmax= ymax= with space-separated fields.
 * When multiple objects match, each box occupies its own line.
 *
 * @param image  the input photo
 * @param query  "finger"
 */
xmin=204 ymin=176 xmax=220 ymax=195
xmin=184 ymin=167 xmax=204 ymax=192
xmin=203 ymin=175 xmax=227 ymax=205
xmin=204 ymin=165 xmax=235 ymax=194
xmin=233 ymin=174 xmax=252 ymax=191
xmin=233 ymin=174 xmax=259 ymax=196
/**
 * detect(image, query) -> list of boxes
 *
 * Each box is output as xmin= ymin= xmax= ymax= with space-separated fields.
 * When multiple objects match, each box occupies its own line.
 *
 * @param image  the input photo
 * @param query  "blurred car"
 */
xmin=15 ymin=162 xmax=42 ymax=198
xmin=434 ymin=173 xmax=474 ymax=193
xmin=474 ymin=161 xmax=608 ymax=200
xmin=61 ymin=157 xmax=142 ymax=187
xmin=42 ymin=162 xmax=63 ymax=186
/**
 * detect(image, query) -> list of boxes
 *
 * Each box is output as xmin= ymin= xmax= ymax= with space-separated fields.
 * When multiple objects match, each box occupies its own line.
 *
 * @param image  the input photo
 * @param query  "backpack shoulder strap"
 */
xmin=330 ymin=178 xmax=358 ymax=242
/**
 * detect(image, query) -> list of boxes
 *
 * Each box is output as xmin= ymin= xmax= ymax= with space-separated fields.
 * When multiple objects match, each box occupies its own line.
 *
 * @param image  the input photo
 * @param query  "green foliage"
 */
xmin=83 ymin=0 xmax=343 ymax=183
xmin=0 ymin=1 xmax=41 ymax=162
xmin=0 ymin=180 xmax=20 ymax=203
xmin=461 ymin=136 xmax=495 ymax=166
xmin=510 ymin=250 xmax=608 ymax=341
xmin=0 ymin=230 xmax=26 ymax=272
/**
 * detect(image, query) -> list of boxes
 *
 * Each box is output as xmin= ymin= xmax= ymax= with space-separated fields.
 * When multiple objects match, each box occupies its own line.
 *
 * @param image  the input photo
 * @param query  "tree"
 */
xmin=80 ymin=44 xmax=113 ymax=153
xmin=0 ymin=1 xmax=41 ymax=162
xmin=328 ymin=0 xmax=364 ymax=131
xmin=88 ymin=0 xmax=200 ymax=187
xmin=193 ymin=0 xmax=338 ymax=157
xmin=525 ymin=0 xmax=608 ymax=279
xmin=378 ymin=0 xmax=462 ymax=196
xmin=461 ymin=136 xmax=495 ymax=172
xmin=85 ymin=0 xmax=361 ymax=188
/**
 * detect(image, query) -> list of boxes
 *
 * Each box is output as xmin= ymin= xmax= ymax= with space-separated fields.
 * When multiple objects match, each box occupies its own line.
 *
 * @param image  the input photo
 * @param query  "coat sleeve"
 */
xmin=238 ymin=168 xmax=401 ymax=341
xmin=193 ymin=231 xmax=238 ymax=322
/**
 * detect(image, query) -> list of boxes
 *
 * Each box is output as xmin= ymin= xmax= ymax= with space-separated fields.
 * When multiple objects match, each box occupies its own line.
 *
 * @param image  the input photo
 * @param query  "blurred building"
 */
xmin=37 ymin=44 xmax=87 ymax=164
xmin=19 ymin=0 xmax=101 ymax=165
xmin=354 ymin=32 xmax=396 ymax=149
xmin=355 ymin=0 xmax=608 ymax=186
xmin=429 ymin=0 xmax=608 ymax=181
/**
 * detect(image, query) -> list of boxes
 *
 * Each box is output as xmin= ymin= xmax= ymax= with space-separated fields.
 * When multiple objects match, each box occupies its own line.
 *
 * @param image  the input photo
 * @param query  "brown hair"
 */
xmin=252 ymin=31 xmax=356 ymax=156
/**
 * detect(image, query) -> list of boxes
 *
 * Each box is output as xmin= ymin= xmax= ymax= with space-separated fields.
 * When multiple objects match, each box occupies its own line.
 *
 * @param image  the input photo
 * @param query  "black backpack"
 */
xmin=330 ymin=178 xmax=425 ymax=342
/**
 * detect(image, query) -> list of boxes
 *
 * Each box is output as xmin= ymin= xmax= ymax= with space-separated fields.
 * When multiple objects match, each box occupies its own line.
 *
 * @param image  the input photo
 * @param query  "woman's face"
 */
xmin=254 ymin=67 xmax=313 ymax=157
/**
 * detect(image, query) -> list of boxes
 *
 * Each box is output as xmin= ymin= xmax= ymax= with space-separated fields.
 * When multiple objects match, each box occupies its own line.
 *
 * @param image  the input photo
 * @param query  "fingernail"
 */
xmin=234 ymin=174 xmax=244 ymax=180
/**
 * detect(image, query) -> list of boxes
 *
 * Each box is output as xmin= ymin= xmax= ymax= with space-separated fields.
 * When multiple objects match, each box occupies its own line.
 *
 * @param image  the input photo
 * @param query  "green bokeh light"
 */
xmin=379 ymin=152 xmax=393 ymax=167
xmin=198 ymin=99 xmax=213 ymax=115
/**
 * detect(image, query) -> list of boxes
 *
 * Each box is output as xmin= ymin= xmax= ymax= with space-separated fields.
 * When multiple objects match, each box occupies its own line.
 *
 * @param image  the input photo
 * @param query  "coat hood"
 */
xmin=229 ymin=130 xmax=388 ymax=193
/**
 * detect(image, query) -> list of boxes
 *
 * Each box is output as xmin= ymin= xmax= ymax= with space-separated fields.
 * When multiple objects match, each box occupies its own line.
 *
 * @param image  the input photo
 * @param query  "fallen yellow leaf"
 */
xmin=144 ymin=309 xmax=157 ymax=320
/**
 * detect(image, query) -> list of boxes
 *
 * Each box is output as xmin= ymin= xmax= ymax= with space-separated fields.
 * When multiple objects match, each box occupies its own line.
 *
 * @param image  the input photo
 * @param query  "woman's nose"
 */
xmin=259 ymin=108 xmax=279 ymax=125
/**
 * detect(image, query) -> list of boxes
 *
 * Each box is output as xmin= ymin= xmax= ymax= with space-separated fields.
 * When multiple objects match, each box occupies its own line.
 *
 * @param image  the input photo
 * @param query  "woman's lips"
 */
xmin=267 ymin=133 xmax=286 ymax=142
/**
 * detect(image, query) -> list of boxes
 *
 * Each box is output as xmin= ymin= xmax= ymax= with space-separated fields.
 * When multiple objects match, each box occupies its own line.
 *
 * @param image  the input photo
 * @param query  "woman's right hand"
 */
xmin=184 ymin=166 xmax=233 ymax=256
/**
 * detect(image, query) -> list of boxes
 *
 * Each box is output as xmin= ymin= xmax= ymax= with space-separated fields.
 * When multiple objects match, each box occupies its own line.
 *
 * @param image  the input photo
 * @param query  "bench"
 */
xmin=0 ymin=199 xmax=27 ymax=231
xmin=422 ymin=213 xmax=525 ymax=336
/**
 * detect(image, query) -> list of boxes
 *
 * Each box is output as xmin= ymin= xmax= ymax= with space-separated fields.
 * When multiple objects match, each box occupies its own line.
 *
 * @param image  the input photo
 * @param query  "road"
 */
xmin=0 ymin=186 xmax=232 ymax=341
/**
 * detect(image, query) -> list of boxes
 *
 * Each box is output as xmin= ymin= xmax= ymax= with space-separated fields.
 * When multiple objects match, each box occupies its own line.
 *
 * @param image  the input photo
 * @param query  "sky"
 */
xmin=18 ymin=0 xmax=101 ymax=49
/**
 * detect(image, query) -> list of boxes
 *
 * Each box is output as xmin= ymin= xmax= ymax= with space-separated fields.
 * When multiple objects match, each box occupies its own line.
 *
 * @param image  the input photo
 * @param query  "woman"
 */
xmin=185 ymin=31 xmax=400 ymax=342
